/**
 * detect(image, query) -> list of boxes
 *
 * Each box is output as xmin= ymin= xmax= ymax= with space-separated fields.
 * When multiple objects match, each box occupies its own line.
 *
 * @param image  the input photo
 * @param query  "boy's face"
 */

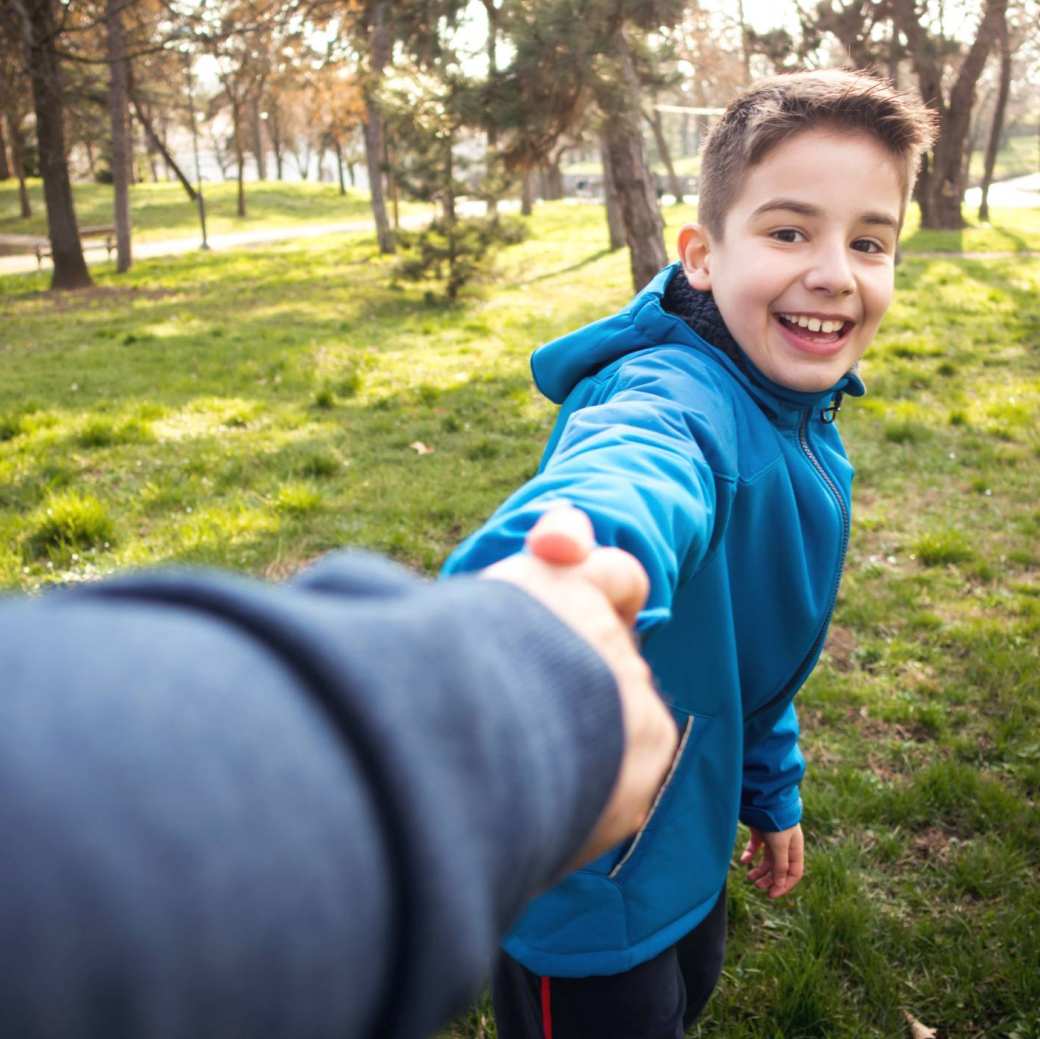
xmin=679 ymin=129 xmax=903 ymax=393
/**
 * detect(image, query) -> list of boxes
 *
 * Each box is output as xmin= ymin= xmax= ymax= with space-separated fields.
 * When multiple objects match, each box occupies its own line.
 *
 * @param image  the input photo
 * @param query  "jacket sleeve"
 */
xmin=444 ymin=354 xmax=735 ymax=630
xmin=0 ymin=553 xmax=622 ymax=1039
xmin=740 ymin=701 xmax=805 ymax=832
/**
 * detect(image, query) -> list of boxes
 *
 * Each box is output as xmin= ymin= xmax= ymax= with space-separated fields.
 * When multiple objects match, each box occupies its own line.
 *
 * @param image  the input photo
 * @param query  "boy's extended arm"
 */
xmin=445 ymin=356 xmax=736 ymax=627
xmin=740 ymin=701 xmax=805 ymax=834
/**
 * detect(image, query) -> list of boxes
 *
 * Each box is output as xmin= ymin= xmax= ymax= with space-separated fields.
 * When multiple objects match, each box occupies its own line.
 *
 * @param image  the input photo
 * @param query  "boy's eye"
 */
xmin=851 ymin=238 xmax=886 ymax=254
xmin=770 ymin=228 xmax=805 ymax=243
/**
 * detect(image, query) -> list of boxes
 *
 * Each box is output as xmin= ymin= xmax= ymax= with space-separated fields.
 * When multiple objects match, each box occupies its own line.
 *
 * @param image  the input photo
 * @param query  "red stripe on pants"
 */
xmin=540 ymin=975 xmax=553 ymax=1039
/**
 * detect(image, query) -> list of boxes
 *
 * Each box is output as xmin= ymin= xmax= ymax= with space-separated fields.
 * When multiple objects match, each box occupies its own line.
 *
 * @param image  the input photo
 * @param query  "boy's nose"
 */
xmin=804 ymin=242 xmax=855 ymax=297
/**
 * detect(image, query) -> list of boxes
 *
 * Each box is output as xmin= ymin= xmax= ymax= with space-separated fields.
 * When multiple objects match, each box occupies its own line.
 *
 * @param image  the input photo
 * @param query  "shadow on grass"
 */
xmin=516 ymin=247 xmax=613 ymax=286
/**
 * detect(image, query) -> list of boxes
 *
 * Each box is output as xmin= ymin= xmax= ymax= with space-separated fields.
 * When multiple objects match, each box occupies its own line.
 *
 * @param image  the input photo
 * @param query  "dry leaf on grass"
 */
xmin=903 ymin=1009 xmax=938 ymax=1038
xmin=409 ymin=441 xmax=434 ymax=455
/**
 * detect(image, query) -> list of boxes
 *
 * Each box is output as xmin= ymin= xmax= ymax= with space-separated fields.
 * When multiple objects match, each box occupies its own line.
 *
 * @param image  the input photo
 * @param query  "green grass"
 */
xmin=0 ymin=178 xmax=417 ymax=245
xmin=900 ymin=200 xmax=1040 ymax=254
xmin=1 ymin=196 xmax=1038 ymax=1039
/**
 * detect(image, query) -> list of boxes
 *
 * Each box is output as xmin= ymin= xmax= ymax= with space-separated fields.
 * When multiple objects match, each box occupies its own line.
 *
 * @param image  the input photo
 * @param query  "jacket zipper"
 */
xmin=747 ymin=409 xmax=850 ymax=724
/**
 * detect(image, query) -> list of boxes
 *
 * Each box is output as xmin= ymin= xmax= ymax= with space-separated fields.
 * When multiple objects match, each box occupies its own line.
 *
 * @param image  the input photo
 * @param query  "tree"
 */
xmin=0 ymin=110 xmax=10 ymax=181
xmin=10 ymin=0 xmax=93 ymax=289
xmin=107 ymin=0 xmax=132 ymax=271
xmin=978 ymin=2 xmax=1012 ymax=221
xmin=495 ymin=0 xmax=683 ymax=291
xmin=891 ymin=0 xmax=1008 ymax=228
xmin=0 ymin=31 xmax=33 ymax=217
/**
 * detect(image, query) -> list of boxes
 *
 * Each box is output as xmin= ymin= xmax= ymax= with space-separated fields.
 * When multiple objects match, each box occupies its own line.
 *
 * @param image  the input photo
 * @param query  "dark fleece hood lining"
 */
xmin=662 ymin=270 xmax=749 ymax=373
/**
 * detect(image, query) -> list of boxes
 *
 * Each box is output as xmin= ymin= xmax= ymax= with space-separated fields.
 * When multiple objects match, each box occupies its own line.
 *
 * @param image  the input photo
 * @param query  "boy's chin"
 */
xmin=766 ymin=360 xmax=852 ymax=394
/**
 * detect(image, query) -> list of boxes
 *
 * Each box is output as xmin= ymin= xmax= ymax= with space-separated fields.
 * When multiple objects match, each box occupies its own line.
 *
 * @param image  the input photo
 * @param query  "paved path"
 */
xmin=1 ymin=178 xmax=1035 ymax=278
xmin=0 ymin=198 xmax=516 ymax=277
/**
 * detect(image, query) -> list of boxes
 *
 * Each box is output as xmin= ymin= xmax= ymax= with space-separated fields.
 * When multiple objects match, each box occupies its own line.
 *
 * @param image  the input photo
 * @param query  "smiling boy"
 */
xmin=444 ymin=70 xmax=936 ymax=1039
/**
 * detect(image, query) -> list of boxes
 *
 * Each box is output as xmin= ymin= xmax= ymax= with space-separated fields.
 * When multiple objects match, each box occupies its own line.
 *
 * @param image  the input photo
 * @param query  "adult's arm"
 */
xmin=0 ymin=551 xmax=624 ymax=1039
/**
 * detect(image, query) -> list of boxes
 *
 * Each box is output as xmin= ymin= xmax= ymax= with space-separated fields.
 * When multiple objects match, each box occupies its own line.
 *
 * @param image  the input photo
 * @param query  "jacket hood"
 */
xmin=531 ymin=263 xmax=866 ymax=418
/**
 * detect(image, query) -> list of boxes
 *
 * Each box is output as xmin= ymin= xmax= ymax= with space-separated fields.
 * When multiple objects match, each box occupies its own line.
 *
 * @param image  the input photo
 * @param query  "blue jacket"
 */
xmin=443 ymin=263 xmax=864 ymax=977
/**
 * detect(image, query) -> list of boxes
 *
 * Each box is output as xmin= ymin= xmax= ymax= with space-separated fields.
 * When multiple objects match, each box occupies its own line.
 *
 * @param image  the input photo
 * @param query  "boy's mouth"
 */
xmin=774 ymin=312 xmax=854 ymax=353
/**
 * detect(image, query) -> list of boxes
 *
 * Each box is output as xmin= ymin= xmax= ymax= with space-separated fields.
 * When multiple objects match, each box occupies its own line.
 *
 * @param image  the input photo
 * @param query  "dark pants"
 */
xmin=492 ymin=887 xmax=727 ymax=1039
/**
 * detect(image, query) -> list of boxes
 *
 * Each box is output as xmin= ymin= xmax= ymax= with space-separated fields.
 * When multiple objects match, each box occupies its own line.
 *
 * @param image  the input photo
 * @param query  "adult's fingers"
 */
xmin=577 ymin=547 xmax=650 ymax=629
xmin=526 ymin=506 xmax=595 ymax=567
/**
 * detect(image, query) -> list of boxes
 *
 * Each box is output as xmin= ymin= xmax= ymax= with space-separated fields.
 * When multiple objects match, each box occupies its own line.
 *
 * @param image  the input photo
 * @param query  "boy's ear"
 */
xmin=678 ymin=224 xmax=712 ymax=292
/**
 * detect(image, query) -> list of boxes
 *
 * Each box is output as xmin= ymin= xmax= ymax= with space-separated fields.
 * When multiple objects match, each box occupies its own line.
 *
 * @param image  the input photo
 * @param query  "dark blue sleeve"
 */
xmin=0 ymin=552 xmax=622 ymax=1039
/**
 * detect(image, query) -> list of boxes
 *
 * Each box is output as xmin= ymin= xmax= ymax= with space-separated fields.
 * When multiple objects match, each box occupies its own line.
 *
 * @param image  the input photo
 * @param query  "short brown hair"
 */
xmin=698 ymin=68 xmax=937 ymax=237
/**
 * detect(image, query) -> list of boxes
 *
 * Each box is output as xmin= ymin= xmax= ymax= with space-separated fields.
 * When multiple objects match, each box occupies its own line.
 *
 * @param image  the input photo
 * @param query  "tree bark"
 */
xmin=250 ymin=92 xmax=266 ymax=181
xmin=4 ymin=109 xmax=31 ymax=217
xmin=978 ymin=9 xmax=1011 ymax=222
xmin=483 ymin=0 xmax=499 ymax=217
xmin=598 ymin=32 xmax=666 ymax=291
xmin=362 ymin=0 xmax=394 ymax=253
xmin=0 ymin=112 xmax=10 ymax=180
xmin=520 ymin=167 xmax=534 ymax=215
xmin=129 ymin=92 xmax=196 ymax=201
xmin=19 ymin=0 xmax=92 ymax=289
xmin=600 ymin=130 xmax=625 ymax=251
xmin=268 ymin=100 xmax=284 ymax=180
xmin=106 ymin=0 xmax=132 ymax=273
xmin=643 ymin=106 xmax=682 ymax=203
xmin=230 ymin=93 xmax=246 ymax=217
xmin=894 ymin=0 xmax=1007 ymax=229
xmin=333 ymin=136 xmax=346 ymax=194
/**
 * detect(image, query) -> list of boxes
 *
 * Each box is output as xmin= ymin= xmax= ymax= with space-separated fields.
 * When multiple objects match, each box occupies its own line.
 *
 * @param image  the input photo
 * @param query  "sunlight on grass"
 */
xmin=1 ymin=197 xmax=1038 ymax=1039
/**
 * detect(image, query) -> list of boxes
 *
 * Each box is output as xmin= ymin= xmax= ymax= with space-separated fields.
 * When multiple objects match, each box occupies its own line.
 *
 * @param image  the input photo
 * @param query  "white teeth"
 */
xmin=780 ymin=313 xmax=846 ymax=334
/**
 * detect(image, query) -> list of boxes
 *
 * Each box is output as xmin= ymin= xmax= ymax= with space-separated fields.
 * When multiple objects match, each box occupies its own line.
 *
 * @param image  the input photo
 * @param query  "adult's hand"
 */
xmin=482 ymin=507 xmax=678 ymax=867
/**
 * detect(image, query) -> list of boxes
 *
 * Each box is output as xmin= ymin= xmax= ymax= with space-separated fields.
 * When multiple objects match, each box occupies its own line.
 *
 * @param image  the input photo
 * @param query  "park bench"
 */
xmin=32 ymin=225 xmax=117 ymax=268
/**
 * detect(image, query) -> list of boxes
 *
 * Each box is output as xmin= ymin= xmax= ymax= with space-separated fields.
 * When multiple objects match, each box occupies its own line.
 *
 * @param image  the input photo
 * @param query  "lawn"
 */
xmin=0 ymin=178 xmax=412 ymax=245
xmin=1 ymin=198 xmax=1038 ymax=1039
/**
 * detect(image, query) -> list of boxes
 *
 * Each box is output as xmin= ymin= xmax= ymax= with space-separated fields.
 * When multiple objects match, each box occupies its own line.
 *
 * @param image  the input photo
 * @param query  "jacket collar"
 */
xmin=643 ymin=263 xmax=865 ymax=428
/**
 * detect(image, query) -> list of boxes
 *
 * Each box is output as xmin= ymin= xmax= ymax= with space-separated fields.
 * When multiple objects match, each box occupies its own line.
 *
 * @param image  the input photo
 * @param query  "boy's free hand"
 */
xmin=482 ymin=506 xmax=679 ymax=867
xmin=739 ymin=824 xmax=804 ymax=899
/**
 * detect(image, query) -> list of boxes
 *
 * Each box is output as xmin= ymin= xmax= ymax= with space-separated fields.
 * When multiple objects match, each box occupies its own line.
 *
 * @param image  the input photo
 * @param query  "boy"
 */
xmin=443 ymin=69 xmax=936 ymax=1038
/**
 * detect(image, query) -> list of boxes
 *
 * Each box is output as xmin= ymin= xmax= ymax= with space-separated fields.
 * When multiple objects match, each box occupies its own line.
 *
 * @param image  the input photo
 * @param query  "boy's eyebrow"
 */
xmin=750 ymin=198 xmax=899 ymax=229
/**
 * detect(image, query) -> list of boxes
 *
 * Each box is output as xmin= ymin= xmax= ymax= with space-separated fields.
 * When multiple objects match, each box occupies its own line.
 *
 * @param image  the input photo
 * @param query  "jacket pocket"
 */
xmin=608 ymin=712 xmax=697 ymax=879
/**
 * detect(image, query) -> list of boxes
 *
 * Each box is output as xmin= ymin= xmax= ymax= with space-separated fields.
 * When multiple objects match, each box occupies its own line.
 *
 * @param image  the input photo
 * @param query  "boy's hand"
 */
xmin=482 ymin=506 xmax=678 ymax=867
xmin=739 ymin=823 xmax=804 ymax=899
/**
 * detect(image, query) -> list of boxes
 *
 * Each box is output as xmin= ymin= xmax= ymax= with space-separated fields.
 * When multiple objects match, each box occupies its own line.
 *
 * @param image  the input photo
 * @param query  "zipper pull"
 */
xmin=821 ymin=392 xmax=844 ymax=424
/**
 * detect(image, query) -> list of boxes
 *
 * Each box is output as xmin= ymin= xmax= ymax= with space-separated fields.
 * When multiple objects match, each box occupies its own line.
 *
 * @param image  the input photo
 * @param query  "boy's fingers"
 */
xmin=577 ymin=547 xmax=650 ymax=628
xmin=526 ymin=506 xmax=595 ymax=566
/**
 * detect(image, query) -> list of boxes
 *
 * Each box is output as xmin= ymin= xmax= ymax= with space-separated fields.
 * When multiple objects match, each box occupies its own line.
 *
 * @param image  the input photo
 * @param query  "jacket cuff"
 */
xmin=739 ymin=792 xmax=802 ymax=833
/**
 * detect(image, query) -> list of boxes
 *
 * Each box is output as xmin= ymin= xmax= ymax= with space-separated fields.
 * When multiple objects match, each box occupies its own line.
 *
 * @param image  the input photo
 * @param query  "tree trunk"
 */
xmin=5 ymin=111 xmax=31 ymax=218
xmin=0 ymin=113 xmax=10 ymax=181
xmin=599 ymin=33 xmax=666 ymax=291
xmin=230 ymin=94 xmax=246 ymax=217
xmin=644 ymin=106 xmax=682 ymax=203
xmin=978 ymin=10 xmax=1011 ymax=222
xmin=483 ymin=0 xmax=499 ymax=218
xmin=520 ymin=167 xmax=534 ymax=215
xmin=106 ymin=0 xmax=132 ymax=273
xmin=268 ymin=102 xmax=284 ymax=180
xmin=333 ymin=136 xmax=346 ymax=195
xmin=20 ymin=0 xmax=92 ymax=289
xmin=600 ymin=131 xmax=625 ymax=251
xmin=894 ymin=0 xmax=1007 ymax=229
xmin=539 ymin=156 xmax=564 ymax=200
xmin=129 ymin=92 xmax=196 ymax=201
xmin=363 ymin=0 xmax=394 ymax=253
xmin=251 ymin=93 xmax=266 ymax=181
